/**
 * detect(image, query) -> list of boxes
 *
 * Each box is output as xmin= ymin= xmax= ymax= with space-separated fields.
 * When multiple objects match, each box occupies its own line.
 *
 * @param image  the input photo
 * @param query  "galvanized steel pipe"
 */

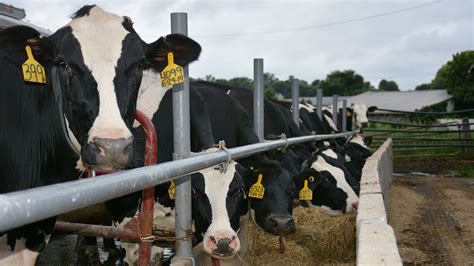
xmin=170 ymin=12 xmax=194 ymax=263
xmin=291 ymin=77 xmax=300 ymax=128
xmin=253 ymin=58 xmax=264 ymax=142
xmin=0 ymin=131 xmax=356 ymax=232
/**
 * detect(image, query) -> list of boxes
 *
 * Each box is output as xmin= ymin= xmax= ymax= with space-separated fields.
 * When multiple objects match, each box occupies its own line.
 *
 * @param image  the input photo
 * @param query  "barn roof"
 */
xmin=342 ymin=90 xmax=452 ymax=112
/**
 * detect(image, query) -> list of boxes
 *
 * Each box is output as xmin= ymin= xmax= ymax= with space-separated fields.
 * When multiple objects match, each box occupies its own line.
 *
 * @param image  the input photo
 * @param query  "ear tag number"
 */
xmin=248 ymin=174 xmax=265 ymax=199
xmin=160 ymin=52 xmax=184 ymax=87
xmin=22 ymin=46 xmax=46 ymax=84
xmin=168 ymin=180 xmax=176 ymax=200
xmin=299 ymin=180 xmax=313 ymax=201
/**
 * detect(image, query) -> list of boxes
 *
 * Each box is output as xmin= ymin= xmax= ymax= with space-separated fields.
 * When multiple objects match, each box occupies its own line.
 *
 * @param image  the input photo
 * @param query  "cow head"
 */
xmin=26 ymin=5 xmax=200 ymax=170
xmin=191 ymin=160 xmax=247 ymax=259
xmin=347 ymin=104 xmax=377 ymax=129
xmin=242 ymin=162 xmax=296 ymax=236
xmin=300 ymin=151 xmax=359 ymax=215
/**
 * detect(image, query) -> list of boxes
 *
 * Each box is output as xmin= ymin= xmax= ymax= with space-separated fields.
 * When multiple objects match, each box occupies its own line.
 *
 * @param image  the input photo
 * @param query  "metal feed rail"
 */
xmin=0 ymin=131 xmax=355 ymax=233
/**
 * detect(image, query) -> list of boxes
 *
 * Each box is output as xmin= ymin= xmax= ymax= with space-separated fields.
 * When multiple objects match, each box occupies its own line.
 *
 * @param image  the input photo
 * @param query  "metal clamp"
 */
xmin=279 ymin=133 xmax=289 ymax=153
xmin=217 ymin=140 xmax=232 ymax=173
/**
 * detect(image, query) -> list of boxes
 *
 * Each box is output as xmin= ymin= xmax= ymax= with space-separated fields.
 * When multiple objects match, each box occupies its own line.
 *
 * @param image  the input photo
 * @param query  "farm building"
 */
xmin=297 ymin=90 xmax=454 ymax=123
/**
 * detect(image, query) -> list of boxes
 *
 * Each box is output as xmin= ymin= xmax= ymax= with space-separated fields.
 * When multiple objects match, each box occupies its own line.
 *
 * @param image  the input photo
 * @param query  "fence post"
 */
xmin=332 ymin=95 xmax=338 ymax=125
xmin=170 ymin=12 xmax=193 ymax=265
xmin=462 ymin=118 xmax=471 ymax=153
xmin=254 ymin=58 xmax=264 ymax=142
xmin=316 ymin=89 xmax=323 ymax=120
xmin=342 ymin=100 xmax=347 ymax=132
xmin=291 ymin=76 xmax=300 ymax=128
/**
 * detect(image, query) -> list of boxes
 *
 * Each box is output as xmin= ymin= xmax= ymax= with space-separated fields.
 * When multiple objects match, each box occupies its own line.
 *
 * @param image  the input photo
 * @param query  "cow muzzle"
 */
xmin=204 ymin=231 xmax=239 ymax=258
xmin=266 ymin=214 xmax=295 ymax=236
xmin=81 ymin=136 xmax=133 ymax=170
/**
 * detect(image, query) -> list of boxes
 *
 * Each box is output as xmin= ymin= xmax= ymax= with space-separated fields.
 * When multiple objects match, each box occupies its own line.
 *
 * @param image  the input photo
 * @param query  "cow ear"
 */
xmin=368 ymin=106 xmax=377 ymax=112
xmin=364 ymin=136 xmax=373 ymax=147
xmin=145 ymin=34 xmax=201 ymax=72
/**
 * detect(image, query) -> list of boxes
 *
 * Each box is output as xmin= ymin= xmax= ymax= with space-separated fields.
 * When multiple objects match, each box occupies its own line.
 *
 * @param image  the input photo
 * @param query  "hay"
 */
xmin=243 ymin=206 xmax=356 ymax=266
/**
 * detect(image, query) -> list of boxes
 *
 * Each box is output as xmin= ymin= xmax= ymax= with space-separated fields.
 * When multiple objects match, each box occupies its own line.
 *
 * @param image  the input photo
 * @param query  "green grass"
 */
xmin=456 ymin=164 xmax=474 ymax=177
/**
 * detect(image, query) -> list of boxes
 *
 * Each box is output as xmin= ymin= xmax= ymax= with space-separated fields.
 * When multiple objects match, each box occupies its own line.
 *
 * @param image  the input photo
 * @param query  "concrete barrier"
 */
xmin=356 ymin=139 xmax=402 ymax=265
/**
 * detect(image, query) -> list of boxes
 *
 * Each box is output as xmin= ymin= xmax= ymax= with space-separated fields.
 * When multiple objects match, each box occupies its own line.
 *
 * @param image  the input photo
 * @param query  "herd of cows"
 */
xmin=0 ymin=5 xmax=377 ymax=265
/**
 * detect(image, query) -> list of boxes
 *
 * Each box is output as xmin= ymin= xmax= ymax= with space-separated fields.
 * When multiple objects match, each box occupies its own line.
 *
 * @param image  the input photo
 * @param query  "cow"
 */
xmin=192 ymin=83 xmax=298 ymax=236
xmin=105 ymin=71 xmax=248 ymax=263
xmin=0 ymin=5 xmax=201 ymax=265
xmin=322 ymin=104 xmax=377 ymax=132
xmin=296 ymin=146 xmax=359 ymax=215
xmin=344 ymin=134 xmax=373 ymax=182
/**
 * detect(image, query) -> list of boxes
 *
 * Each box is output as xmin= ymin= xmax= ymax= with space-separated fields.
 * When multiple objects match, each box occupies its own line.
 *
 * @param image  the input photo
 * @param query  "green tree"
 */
xmin=318 ymin=70 xmax=369 ymax=96
xmin=414 ymin=83 xmax=432 ymax=91
xmin=378 ymin=79 xmax=400 ymax=91
xmin=437 ymin=51 xmax=474 ymax=104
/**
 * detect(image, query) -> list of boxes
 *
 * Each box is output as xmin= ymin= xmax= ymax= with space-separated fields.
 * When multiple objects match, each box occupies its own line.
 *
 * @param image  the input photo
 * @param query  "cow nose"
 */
xmin=361 ymin=122 xmax=369 ymax=128
xmin=207 ymin=234 xmax=238 ymax=257
xmin=352 ymin=202 xmax=359 ymax=211
xmin=87 ymin=136 xmax=133 ymax=169
xmin=269 ymin=215 xmax=295 ymax=235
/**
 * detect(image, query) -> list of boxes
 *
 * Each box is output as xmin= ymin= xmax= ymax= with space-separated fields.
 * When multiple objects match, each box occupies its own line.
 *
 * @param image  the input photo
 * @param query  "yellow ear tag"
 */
xmin=160 ymin=52 xmax=184 ymax=87
xmin=346 ymin=111 xmax=353 ymax=117
xmin=299 ymin=180 xmax=313 ymax=201
xmin=168 ymin=180 xmax=176 ymax=200
xmin=248 ymin=174 xmax=265 ymax=199
xmin=22 ymin=46 xmax=46 ymax=84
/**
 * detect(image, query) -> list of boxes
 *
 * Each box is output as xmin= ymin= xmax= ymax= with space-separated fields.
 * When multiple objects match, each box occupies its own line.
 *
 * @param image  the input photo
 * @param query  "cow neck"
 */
xmin=52 ymin=66 xmax=80 ymax=155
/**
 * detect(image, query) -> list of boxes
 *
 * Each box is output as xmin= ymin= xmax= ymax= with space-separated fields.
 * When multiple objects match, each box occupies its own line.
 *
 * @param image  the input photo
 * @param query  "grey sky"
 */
xmin=8 ymin=0 xmax=473 ymax=90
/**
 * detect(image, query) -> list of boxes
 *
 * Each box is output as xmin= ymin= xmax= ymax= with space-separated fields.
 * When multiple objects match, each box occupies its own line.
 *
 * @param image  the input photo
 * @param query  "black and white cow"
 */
xmin=0 ymin=5 xmax=201 ymax=265
xmin=193 ymin=83 xmax=297 ymax=236
xmin=344 ymin=134 xmax=373 ymax=182
xmin=296 ymin=146 xmax=359 ymax=215
xmin=106 ymin=70 xmax=250 ymax=263
xmin=322 ymin=104 xmax=377 ymax=132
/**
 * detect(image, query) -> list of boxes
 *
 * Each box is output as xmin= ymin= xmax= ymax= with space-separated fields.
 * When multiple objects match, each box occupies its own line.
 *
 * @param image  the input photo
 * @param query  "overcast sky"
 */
xmin=9 ymin=0 xmax=473 ymax=90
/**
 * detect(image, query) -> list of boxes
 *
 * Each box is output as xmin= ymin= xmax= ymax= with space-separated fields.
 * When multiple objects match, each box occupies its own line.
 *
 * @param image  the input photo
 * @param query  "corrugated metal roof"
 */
xmin=341 ymin=90 xmax=452 ymax=112
xmin=300 ymin=96 xmax=351 ymax=106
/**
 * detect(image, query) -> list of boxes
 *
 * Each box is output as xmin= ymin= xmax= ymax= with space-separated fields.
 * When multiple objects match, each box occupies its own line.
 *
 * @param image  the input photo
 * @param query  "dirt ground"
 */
xmin=389 ymin=158 xmax=474 ymax=265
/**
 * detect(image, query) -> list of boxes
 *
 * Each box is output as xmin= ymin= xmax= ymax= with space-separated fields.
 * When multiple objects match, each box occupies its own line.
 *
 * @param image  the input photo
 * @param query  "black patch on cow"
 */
xmin=113 ymin=33 xmax=145 ymax=128
xmin=71 ymin=5 xmax=97 ymax=18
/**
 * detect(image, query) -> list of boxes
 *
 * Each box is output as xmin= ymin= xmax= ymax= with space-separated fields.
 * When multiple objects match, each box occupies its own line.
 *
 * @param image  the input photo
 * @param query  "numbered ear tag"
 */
xmin=299 ymin=180 xmax=313 ymax=201
xmin=248 ymin=174 xmax=265 ymax=199
xmin=168 ymin=180 xmax=176 ymax=200
xmin=160 ymin=52 xmax=184 ymax=87
xmin=22 ymin=46 xmax=46 ymax=84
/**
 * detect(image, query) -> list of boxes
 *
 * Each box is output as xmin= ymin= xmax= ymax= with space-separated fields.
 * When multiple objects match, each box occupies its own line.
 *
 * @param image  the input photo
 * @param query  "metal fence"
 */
xmin=367 ymin=109 xmax=473 ymax=157
xmin=0 ymin=12 xmax=357 ymax=265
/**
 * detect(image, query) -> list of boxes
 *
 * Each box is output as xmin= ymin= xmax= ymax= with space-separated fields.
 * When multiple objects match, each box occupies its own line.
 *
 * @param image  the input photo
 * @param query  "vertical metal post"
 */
xmin=332 ymin=95 xmax=338 ymax=125
xmin=462 ymin=118 xmax=471 ymax=153
xmin=171 ymin=12 xmax=193 ymax=265
xmin=316 ymin=89 xmax=323 ymax=120
xmin=254 ymin=58 xmax=264 ymax=142
xmin=291 ymin=76 xmax=300 ymax=128
xmin=342 ymin=100 xmax=347 ymax=132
